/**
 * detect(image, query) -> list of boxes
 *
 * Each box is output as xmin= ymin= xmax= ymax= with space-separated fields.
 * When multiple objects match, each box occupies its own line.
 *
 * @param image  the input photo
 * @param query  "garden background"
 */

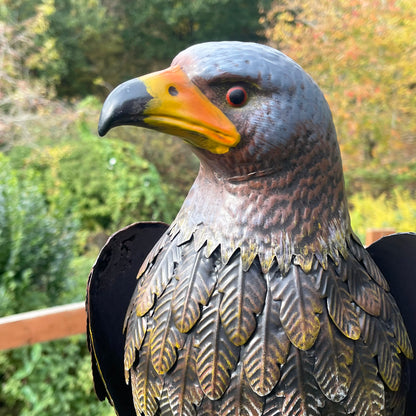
xmin=1 ymin=0 xmax=415 ymax=414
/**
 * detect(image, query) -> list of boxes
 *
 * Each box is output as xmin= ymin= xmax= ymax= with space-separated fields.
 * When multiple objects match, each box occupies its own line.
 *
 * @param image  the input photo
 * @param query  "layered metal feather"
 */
xmin=122 ymin=228 xmax=412 ymax=415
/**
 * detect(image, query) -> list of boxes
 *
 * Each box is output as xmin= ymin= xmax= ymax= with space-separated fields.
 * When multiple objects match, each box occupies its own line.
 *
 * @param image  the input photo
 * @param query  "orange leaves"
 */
xmin=265 ymin=0 xmax=416 ymax=186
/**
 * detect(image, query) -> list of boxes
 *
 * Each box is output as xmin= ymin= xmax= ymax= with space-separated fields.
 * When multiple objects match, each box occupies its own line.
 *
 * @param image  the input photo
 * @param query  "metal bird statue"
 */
xmin=87 ymin=42 xmax=415 ymax=416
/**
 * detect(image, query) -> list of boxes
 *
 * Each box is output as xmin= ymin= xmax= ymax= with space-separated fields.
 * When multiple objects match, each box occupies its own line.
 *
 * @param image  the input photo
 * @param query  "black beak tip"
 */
xmin=97 ymin=115 xmax=110 ymax=137
xmin=97 ymin=78 xmax=153 ymax=138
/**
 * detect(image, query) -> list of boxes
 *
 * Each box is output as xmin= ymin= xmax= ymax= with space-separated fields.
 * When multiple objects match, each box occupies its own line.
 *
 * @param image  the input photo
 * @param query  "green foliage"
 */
xmin=349 ymin=189 xmax=416 ymax=242
xmin=0 ymin=97 xmax=187 ymax=416
xmin=10 ymin=99 xmax=181 ymax=233
xmin=2 ymin=0 xmax=270 ymax=97
xmin=107 ymin=127 xmax=199 ymax=208
xmin=0 ymin=154 xmax=108 ymax=416
xmin=0 ymin=107 xmax=184 ymax=415
xmin=0 ymin=338 xmax=113 ymax=416
xmin=0 ymin=154 xmax=77 ymax=315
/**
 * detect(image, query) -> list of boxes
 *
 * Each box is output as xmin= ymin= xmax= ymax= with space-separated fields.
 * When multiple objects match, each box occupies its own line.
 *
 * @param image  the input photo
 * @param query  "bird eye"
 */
xmin=226 ymin=86 xmax=248 ymax=107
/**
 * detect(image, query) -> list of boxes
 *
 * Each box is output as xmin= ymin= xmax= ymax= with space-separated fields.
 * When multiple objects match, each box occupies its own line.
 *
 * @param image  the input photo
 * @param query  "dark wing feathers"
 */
xmin=220 ymin=361 xmax=264 ymax=416
xmin=348 ymin=264 xmax=382 ymax=317
xmin=361 ymin=249 xmax=390 ymax=291
xmin=124 ymin=311 xmax=147 ymax=383
xmin=150 ymin=278 xmax=185 ymax=375
xmin=263 ymin=395 xmax=284 ymax=416
xmin=135 ymin=240 xmax=182 ymax=317
xmin=86 ymin=327 xmax=107 ymax=401
xmin=171 ymin=244 xmax=216 ymax=334
xmin=318 ymin=263 xmax=361 ymax=340
xmin=166 ymin=336 xmax=204 ymax=416
xmin=385 ymin=296 xmax=413 ymax=360
xmin=87 ymin=222 xmax=168 ymax=416
xmin=137 ymin=232 xmax=171 ymax=278
xmin=344 ymin=341 xmax=385 ymax=416
xmin=243 ymin=271 xmax=289 ymax=397
xmin=156 ymin=388 xmax=172 ymax=416
xmin=273 ymin=266 xmax=322 ymax=351
xmin=367 ymin=232 xmax=416 ymax=415
xmin=218 ymin=252 xmax=267 ymax=346
xmin=359 ymin=311 xmax=402 ymax=391
xmin=132 ymin=334 xmax=164 ymax=416
xmin=384 ymin=356 xmax=410 ymax=416
xmin=367 ymin=234 xmax=415 ymax=360
xmin=313 ymin=308 xmax=353 ymax=403
xmin=198 ymin=396 xmax=219 ymax=416
xmin=277 ymin=346 xmax=324 ymax=416
xmin=195 ymin=290 xmax=240 ymax=400
xmin=91 ymin=228 xmax=413 ymax=415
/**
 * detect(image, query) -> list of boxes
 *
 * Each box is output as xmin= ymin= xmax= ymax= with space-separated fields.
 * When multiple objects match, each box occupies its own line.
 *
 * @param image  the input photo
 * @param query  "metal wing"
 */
xmin=87 ymin=222 xmax=168 ymax=416
xmin=367 ymin=232 xmax=416 ymax=415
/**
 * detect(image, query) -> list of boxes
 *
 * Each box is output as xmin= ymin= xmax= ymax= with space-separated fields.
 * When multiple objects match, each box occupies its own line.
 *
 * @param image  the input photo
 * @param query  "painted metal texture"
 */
xmin=90 ymin=41 xmax=414 ymax=415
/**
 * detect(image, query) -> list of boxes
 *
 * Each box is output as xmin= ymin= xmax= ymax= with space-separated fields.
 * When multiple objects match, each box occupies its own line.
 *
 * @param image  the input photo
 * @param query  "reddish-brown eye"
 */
xmin=226 ymin=86 xmax=248 ymax=107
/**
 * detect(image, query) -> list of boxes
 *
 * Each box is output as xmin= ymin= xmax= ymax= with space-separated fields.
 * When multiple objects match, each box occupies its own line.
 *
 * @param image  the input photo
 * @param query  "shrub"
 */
xmin=0 ymin=154 xmax=77 ymax=315
xmin=349 ymin=189 xmax=416 ymax=242
xmin=0 ymin=153 xmax=110 ymax=415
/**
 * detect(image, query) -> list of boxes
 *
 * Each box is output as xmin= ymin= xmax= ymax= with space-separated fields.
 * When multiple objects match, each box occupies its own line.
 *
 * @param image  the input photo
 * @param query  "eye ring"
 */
xmin=226 ymin=86 xmax=248 ymax=107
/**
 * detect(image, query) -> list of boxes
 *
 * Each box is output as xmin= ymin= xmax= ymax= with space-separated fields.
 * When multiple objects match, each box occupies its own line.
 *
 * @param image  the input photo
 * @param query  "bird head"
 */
xmin=98 ymin=41 xmax=351 ymax=272
xmin=99 ymin=42 xmax=337 ymax=179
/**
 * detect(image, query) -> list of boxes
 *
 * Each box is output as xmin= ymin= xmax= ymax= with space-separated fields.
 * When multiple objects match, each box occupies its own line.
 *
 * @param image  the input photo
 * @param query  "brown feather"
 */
xmin=359 ymin=311 xmax=402 ymax=391
xmin=273 ymin=266 xmax=323 ymax=350
xmin=136 ymin=241 xmax=181 ymax=316
xmin=243 ymin=269 xmax=289 ymax=396
xmin=150 ymin=279 xmax=185 ymax=375
xmin=344 ymin=340 xmax=384 ymax=416
xmin=124 ymin=311 xmax=147 ymax=383
xmin=313 ymin=308 xmax=353 ymax=402
xmin=194 ymin=291 xmax=239 ymax=400
xmin=171 ymin=242 xmax=216 ymax=334
xmin=132 ymin=333 xmax=163 ymax=416
xmin=380 ymin=291 xmax=413 ymax=360
xmin=348 ymin=263 xmax=382 ymax=317
xmin=166 ymin=336 xmax=204 ymax=416
xmin=318 ymin=262 xmax=361 ymax=341
xmin=276 ymin=345 xmax=324 ymax=416
xmin=218 ymin=254 xmax=266 ymax=346
xmin=220 ymin=361 xmax=264 ymax=416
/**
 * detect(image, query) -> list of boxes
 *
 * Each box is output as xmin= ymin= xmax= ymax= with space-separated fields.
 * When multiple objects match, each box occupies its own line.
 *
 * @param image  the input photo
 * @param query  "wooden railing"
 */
xmin=0 ymin=301 xmax=86 ymax=351
xmin=364 ymin=228 xmax=396 ymax=247
xmin=0 ymin=229 xmax=396 ymax=351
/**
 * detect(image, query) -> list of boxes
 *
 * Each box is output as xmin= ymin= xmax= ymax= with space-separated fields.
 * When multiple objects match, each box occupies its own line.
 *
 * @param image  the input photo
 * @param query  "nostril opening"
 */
xmin=168 ymin=86 xmax=178 ymax=96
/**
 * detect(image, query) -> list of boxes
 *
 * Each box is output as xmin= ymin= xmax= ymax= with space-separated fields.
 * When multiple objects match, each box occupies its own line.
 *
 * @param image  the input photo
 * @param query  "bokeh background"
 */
xmin=0 ymin=0 xmax=415 ymax=414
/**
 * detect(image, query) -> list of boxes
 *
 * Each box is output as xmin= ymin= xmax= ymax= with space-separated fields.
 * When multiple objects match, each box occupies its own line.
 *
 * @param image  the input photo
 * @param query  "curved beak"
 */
xmin=98 ymin=78 xmax=152 ymax=137
xmin=98 ymin=66 xmax=240 ymax=154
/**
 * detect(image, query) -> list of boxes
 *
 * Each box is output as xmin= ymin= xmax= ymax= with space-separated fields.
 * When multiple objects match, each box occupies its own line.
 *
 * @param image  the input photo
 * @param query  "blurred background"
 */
xmin=0 ymin=0 xmax=415 ymax=414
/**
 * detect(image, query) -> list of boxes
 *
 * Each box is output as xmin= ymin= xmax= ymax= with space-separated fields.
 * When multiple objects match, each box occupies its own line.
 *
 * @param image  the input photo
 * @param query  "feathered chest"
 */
xmin=123 ymin=231 xmax=412 ymax=416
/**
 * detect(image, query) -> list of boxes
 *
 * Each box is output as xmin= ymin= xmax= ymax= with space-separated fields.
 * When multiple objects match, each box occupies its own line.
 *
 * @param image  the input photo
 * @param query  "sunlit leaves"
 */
xmin=265 ymin=0 xmax=416 ymax=195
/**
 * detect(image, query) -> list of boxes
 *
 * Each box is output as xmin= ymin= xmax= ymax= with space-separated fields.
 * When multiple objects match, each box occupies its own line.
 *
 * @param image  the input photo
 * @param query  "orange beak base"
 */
xmin=98 ymin=66 xmax=240 ymax=154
